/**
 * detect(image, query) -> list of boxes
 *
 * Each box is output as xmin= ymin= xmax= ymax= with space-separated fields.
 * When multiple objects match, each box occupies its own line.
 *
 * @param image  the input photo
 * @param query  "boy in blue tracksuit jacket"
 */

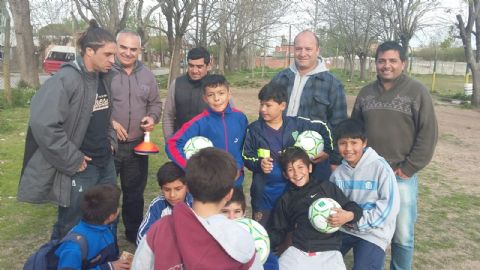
xmin=136 ymin=161 xmax=193 ymax=245
xmin=166 ymin=74 xmax=248 ymax=186
xmin=242 ymin=81 xmax=333 ymax=226
xmin=55 ymin=184 xmax=129 ymax=269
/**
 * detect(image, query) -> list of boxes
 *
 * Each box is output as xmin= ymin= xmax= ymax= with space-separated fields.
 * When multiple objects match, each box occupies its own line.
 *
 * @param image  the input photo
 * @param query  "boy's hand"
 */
xmin=261 ymin=157 xmax=274 ymax=174
xmin=111 ymin=258 xmax=131 ymax=270
xmin=311 ymin=151 xmax=329 ymax=164
xmin=327 ymin=208 xmax=354 ymax=227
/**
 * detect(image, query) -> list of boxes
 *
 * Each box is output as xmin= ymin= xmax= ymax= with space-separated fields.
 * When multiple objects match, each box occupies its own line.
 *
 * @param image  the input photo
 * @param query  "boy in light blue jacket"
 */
xmin=330 ymin=119 xmax=400 ymax=270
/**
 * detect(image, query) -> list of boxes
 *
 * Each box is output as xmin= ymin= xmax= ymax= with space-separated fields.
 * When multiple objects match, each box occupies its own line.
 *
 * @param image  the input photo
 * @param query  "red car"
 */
xmin=42 ymin=46 xmax=76 ymax=74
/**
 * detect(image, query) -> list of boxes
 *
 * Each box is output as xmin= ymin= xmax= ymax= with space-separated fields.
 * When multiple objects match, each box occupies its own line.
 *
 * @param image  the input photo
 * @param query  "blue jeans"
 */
xmin=390 ymin=174 xmax=418 ymax=270
xmin=340 ymin=232 xmax=386 ymax=270
xmin=51 ymin=155 xmax=116 ymax=240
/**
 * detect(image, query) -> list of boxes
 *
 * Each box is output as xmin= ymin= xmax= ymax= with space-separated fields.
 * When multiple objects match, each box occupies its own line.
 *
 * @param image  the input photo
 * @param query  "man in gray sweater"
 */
xmin=351 ymin=41 xmax=438 ymax=270
xmin=110 ymin=30 xmax=162 ymax=243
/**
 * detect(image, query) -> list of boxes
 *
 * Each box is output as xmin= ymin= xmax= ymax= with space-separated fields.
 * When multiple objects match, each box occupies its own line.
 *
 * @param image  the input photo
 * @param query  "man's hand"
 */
xmin=311 ymin=151 xmax=329 ymax=164
xmin=140 ymin=116 xmax=155 ymax=132
xmin=394 ymin=168 xmax=409 ymax=179
xmin=112 ymin=120 xmax=128 ymax=142
xmin=261 ymin=157 xmax=274 ymax=174
xmin=77 ymin=156 xmax=92 ymax=172
xmin=328 ymin=208 xmax=354 ymax=227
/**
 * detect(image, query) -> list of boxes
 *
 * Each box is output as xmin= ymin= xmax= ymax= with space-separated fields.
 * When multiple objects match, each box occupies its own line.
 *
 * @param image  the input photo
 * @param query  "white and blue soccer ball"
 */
xmin=308 ymin=197 xmax=341 ymax=234
xmin=183 ymin=136 xmax=214 ymax=159
xmin=294 ymin=130 xmax=324 ymax=159
xmin=235 ymin=218 xmax=270 ymax=264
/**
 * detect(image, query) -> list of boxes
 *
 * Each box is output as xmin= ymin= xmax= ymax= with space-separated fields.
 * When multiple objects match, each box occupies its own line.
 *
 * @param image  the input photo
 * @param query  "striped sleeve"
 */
xmin=165 ymin=111 xmax=208 ymax=168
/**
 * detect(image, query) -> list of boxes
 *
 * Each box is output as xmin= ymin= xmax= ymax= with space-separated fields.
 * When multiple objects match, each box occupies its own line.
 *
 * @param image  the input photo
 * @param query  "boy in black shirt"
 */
xmin=268 ymin=147 xmax=362 ymax=270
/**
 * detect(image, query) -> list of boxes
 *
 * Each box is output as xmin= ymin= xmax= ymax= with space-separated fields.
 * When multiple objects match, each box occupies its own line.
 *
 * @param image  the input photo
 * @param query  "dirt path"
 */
xmin=427 ymin=102 xmax=480 ymax=194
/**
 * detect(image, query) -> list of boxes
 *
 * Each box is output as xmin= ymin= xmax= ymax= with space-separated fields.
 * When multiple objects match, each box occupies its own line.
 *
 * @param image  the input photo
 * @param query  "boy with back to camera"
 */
xmin=132 ymin=147 xmax=262 ymax=269
xmin=330 ymin=119 xmax=400 ymax=270
xmin=268 ymin=147 xmax=363 ymax=270
xmin=55 ymin=184 xmax=130 ymax=270
xmin=242 ymin=81 xmax=333 ymax=226
xmin=166 ymin=74 xmax=248 ymax=186
xmin=136 ymin=161 xmax=193 ymax=245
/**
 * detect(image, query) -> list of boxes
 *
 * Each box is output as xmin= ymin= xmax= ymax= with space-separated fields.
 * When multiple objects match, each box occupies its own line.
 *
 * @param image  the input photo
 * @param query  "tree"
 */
xmin=1 ymin=0 xmax=12 ymax=105
xmin=456 ymin=0 xmax=480 ymax=106
xmin=380 ymin=0 xmax=439 ymax=59
xmin=135 ymin=0 xmax=162 ymax=45
xmin=72 ymin=0 xmax=131 ymax=34
xmin=160 ymin=0 xmax=198 ymax=86
xmin=8 ymin=0 xmax=39 ymax=88
xmin=318 ymin=0 xmax=381 ymax=81
xmin=190 ymin=0 xmax=218 ymax=48
xmin=220 ymin=0 xmax=290 ymax=71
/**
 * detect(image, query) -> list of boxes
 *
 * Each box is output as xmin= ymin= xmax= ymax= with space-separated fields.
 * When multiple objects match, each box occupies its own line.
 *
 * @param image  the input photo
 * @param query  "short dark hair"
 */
xmin=202 ymin=74 xmax=229 ymax=93
xmin=258 ymin=81 xmax=287 ymax=104
xmin=225 ymin=186 xmax=246 ymax=212
xmin=279 ymin=146 xmax=311 ymax=173
xmin=188 ymin=47 xmax=210 ymax=65
xmin=334 ymin=118 xmax=367 ymax=142
xmin=185 ymin=147 xmax=236 ymax=203
xmin=375 ymin=41 xmax=407 ymax=62
xmin=157 ymin=161 xmax=185 ymax=187
xmin=76 ymin=19 xmax=116 ymax=57
xmin=81 ymin=184 xmax=120 ymax=225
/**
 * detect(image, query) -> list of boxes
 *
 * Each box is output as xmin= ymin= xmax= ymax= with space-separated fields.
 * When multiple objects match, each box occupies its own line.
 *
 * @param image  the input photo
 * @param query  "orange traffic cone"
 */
xmin=134 ymin=132 xmax=159 ymax=155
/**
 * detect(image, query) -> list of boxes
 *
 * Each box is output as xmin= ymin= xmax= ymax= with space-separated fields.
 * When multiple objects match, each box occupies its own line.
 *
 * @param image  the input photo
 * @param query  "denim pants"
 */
xmin=390 ymin=174 xmax=418 ymax=270
xmin=114 ymin=140 xmax=148 ymax=241
xmin=51 ymin=155 xmax=116 ymax=240
xmin=340 ymin=232 xmax=386 ymax=270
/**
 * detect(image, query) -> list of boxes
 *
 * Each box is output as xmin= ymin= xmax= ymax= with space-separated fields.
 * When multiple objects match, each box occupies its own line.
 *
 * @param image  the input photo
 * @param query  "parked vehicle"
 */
xmin=42 ymin=46 xmax=76 ymax=74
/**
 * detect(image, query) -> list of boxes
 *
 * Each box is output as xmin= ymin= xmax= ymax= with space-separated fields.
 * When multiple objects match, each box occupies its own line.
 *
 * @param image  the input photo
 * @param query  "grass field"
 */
xmin=0 ymin=71 xmax=478 ymax=269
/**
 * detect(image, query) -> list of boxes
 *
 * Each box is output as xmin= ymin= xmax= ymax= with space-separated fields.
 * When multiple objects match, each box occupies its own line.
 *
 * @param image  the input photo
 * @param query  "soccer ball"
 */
xmin=183 ymin=136 xmax=214 ymax=159
xmin=235 ymin=218 xmax=270 ymax=264
xmin=308 ymin=197 xmax=341 ymax=234
xmin=294 ymin=130 xmax=324 ymax=159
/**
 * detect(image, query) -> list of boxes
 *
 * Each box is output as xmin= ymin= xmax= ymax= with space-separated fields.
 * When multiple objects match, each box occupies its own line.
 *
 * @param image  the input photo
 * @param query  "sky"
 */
xmin=269 ymin=0 xmax=468 ymax=49
xmin=21 ymin=0 xmax=470 ymax=50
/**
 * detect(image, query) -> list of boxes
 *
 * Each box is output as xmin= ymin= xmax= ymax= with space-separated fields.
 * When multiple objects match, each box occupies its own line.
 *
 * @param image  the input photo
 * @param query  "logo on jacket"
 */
xmin=234 ymin=138 xmax=239 ymax=143
xmin=365 ymin=181 xmax=373 ymax=190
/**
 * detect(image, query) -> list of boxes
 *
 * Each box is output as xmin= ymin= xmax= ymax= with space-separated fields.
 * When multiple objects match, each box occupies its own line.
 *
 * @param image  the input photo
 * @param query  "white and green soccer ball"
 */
xmin=308 ymin=197 xmax=341 ymax=234
xmin=183 ymin=136 xmax=214 ymax=159
xmin=294 ymin=130 xmax=324 ymax=159
xmin=235 ymin=218 xmax=270 ymax=264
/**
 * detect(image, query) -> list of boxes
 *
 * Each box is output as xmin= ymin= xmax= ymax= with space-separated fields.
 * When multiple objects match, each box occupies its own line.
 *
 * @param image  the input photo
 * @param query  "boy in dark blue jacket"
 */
xmin=166 ymin=75 xmax=248 ymax=186
xmin=242 ymin=82 xmax=333 ymax=226
xmin=55 ymin=184 xmax=130 ymax=269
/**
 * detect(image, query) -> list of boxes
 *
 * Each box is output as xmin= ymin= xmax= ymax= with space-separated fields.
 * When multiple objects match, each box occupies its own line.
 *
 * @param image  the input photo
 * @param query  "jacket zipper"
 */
xmin=222 ymin=112 xmax=228 ymax=152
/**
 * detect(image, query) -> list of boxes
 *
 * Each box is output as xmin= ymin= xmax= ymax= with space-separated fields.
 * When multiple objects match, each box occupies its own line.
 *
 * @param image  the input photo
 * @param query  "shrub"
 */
xmin=0 ymin=85 xmax=36 ymax=109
